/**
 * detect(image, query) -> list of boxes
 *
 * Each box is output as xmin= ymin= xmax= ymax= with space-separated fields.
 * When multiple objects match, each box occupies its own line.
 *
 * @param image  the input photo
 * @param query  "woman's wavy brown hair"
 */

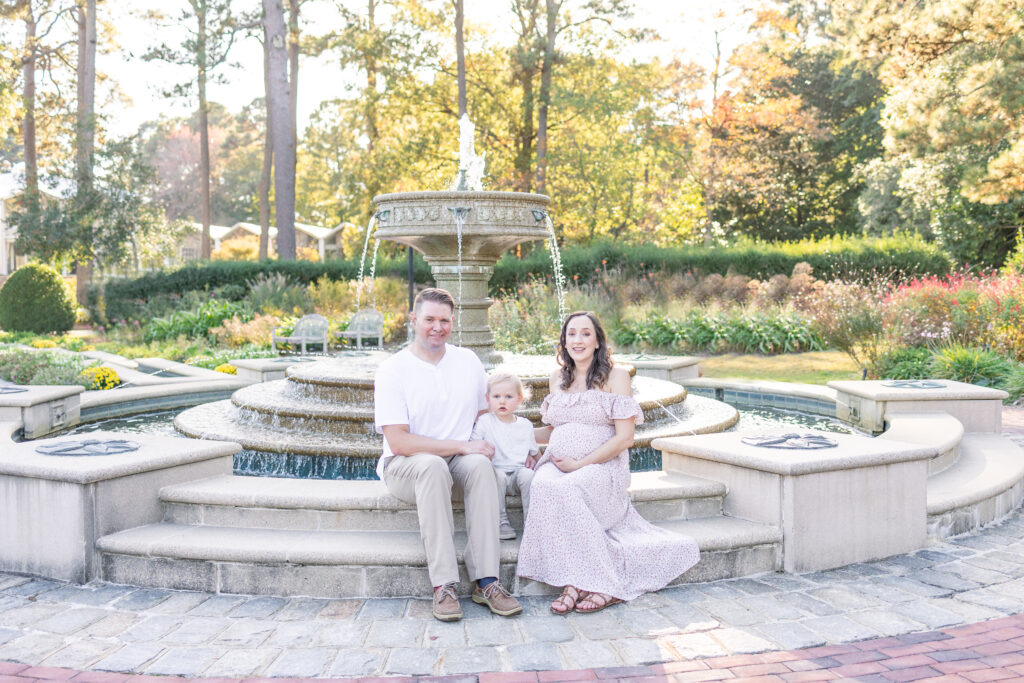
xmin=557 ymin=311 xmax=613 ymax=391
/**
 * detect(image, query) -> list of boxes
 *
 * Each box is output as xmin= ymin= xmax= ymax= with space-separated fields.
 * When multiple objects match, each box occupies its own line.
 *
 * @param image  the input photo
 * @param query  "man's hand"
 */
xmin=525 ymin=454 xmax=538 ymax=470
xmin=463 ymin=439 xmax=496 ymax=459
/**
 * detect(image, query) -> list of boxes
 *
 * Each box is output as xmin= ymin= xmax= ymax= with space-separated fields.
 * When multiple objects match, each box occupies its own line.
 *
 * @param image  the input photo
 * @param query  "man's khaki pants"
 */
xmin=383 ymin=452 xmax=500 ymax=587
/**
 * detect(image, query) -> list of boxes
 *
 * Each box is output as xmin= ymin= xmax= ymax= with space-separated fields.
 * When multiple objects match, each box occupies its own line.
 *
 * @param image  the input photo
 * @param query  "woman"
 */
xmin=516 ymin=311 xmax=701 ymax=614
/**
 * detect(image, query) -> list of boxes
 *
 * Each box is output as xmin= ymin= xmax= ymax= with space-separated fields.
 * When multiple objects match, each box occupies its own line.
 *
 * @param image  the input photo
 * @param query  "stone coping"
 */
xmin=880 ymin=411 xmax=964 ymax=455
xmin=229 ymin=356 xmax=323 ymax=371
xmin=613 ymin=353 xmax=701 ymax=370
xmin=159 ymin=470 xmax=727 ymax=510
xmin=0 ymin=421 xmax=20 ymax=441
xmin=682 ymin=377 xmax=837 ymax=404
xmin=132 ymin=358 xmax=232 ymax=380
xmin=829 ymin=379 xmax=1008 ymax=401
xmin=0 ymin=431 xmax=240 ymax=484
xmin=927 ymin=433 xmax=1024 ymax=515
xmin=80 ymin=379 xmax=249 ymax=410
xmin=653 ymin=430 xmax=937 ymax=476
xmin=81 ymin=350 xmax=138 ymax=369
xmin=0 ymin=384 xmax=83 ymax=406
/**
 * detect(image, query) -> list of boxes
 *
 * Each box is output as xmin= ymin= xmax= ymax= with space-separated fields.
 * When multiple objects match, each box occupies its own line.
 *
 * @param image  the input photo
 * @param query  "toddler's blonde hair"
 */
xmin=486 ymin=371 xmax=531 ymax=401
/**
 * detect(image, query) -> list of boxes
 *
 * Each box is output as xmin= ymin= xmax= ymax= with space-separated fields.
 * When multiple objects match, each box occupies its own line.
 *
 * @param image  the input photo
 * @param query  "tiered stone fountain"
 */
xmin=176 ymin=117 xmax=738 ymax=478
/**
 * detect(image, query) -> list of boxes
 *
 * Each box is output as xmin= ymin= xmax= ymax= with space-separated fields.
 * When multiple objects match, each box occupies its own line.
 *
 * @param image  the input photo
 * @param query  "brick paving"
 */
xmin=2 ymin=409 xmax=1024 ymax=679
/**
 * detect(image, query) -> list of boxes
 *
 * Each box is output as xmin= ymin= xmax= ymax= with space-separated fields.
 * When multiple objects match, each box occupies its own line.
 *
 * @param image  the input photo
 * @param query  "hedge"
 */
xmin=490 ymin=233 xmax=953 ymax=291
xmin=96 ymin=233 xmax=951 ymax=323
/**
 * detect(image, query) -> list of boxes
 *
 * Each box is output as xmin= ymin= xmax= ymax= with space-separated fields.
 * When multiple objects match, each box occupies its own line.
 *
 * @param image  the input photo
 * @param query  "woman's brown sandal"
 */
xmin=550 ymin=585 xmax=583 ymax=615
xmin=576 ymin=592 xmax=622 ymax=613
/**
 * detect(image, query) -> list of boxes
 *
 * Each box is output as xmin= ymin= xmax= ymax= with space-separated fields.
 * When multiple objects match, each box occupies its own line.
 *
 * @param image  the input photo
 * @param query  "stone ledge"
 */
xmin=829 ymin=379 xmax=1008 ymax=402
xmin=159 ymin=470 xmax=727 ymax=511
xmin=96 ymin=514 xmax=780 ymax=569
xmin=0 ymin=384 xmax=84 ymax=407
xmin=653 ymin=430 xmax=936 ymax=476
xmin=0 ymin=432 xmax=240 ymax=484
xmin=927 ymin=433 xmax=1024 ymax=516
xmin=880 ymin=412 xmax=963 ymax=475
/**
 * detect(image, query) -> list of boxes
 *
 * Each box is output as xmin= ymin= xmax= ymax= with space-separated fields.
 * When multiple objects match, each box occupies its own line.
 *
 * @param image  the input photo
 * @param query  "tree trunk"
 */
xmin=454 ymin=0 xmax=466 ymax=117
xmin=288 ymin=0 xmax=298 ymax=170
xmin=22 ymin=6 xmax=38 ymax=205
xmin=75 ymin=0 xmax=96 ymax=304
xmin=259 ymin=22 xmax=272 ymax=260
xmin=264 ymin=0 xmax=295 ymax=260
xmin=365 ymin=0 xmax=377 ymax=153
xmin=196 ymin=0 xmax=212 ymax=259
xmin=535 ymin=0 xmax=556 ymax=195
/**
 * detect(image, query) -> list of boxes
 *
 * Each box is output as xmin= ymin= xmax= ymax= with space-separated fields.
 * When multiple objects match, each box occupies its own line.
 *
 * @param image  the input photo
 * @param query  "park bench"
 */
xmin=339 ymin=308 xmax=384 ymax=349
xmin=272 ymin=313 xmax=329 ymax=355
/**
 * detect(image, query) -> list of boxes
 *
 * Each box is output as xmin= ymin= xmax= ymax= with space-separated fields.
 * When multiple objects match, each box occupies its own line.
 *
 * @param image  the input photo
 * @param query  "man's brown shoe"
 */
xmin=472 ymin=581 xmax=522 ymax=617
xmin=432 ymin=582 xmax=463 ymax=621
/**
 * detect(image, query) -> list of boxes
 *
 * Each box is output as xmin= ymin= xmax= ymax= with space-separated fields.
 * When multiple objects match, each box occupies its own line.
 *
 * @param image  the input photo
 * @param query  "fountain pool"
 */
xmin=68 ymin=400 xmax=855 ymax=479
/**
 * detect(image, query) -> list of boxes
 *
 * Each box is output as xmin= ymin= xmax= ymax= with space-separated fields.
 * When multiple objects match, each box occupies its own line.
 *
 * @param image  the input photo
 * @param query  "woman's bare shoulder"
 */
xmin=607 ymin=366 xmax=632 ymax=395
xmin=548 ymin=369 xmax=561 ymax=391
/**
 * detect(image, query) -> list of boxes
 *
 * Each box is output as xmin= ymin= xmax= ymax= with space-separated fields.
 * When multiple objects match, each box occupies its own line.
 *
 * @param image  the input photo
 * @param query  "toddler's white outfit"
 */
xmin=471 ymin=412 xmax=539 ymax=540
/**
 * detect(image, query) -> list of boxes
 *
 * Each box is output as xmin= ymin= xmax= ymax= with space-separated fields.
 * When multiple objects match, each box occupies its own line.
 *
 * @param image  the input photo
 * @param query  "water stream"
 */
xmin=450 ymin=207 xmax=469 ymax=346
xmin=543 ymin=214 xmax=568 ymax=323
xmin=355 ymin=213 xmax=378 ymax=311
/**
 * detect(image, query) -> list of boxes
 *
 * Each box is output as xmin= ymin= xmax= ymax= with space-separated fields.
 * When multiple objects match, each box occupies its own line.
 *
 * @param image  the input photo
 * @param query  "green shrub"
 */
xmin=95 ymin=233 xmax=951 ymax=327
xmin=246 ymin=272 xmax=311 ymax=314
xmin=874 ymin=347 xmax=934 ymax=379
xmin=0 ymin=348 xmax=93 ymax=387
xmin=929 ymin=344 xmax=1011 ymax=388
xmin=492 ymin=233 xmax=952 ymax=291
xmin=0 ymin=263 xmax=77 ymax=334
xmin=95 ymin=256 xmax=432 ymax=324
xmin=1003 ymin=363 xmax=1024 ymax=403
xmin=613 ymin=309 xmax=822 ymax=355
xmin=143 ymin=299 xmax=251 ymax=342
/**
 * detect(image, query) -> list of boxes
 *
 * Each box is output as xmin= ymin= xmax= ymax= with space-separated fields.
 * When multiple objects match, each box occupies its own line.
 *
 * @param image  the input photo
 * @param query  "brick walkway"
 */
xmin=4 ymin=614 xmax=1024 ymax=681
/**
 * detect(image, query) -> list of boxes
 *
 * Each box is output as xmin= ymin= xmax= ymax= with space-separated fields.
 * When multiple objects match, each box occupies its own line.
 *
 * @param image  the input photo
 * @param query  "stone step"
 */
xmin=880 ymin=411 xmax=963 ymax=475
xmin=927 ymin=433 xmax=1024 ymax=538
xmin=174 ymin=394 xmax=738 ymax=456
xmin=96 ymin=515 xmax=781 ymax=598
xmin=160 ymin=471 xmax=728 ymax=531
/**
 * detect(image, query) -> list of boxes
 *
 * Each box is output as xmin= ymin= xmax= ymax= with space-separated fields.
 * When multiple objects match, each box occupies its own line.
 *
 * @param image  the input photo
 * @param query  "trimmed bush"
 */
xmin=492 ymin=233 xmax=952 ymax=291
xmin=0 ymin=263 xmax=77 ymax=334
xmin=94 ymin=234 xmax=952 ymax=326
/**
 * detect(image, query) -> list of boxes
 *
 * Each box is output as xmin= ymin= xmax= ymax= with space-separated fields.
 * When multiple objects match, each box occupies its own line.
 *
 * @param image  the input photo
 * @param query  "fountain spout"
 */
xmin=451 ymin=114 xmax=486 ymax=192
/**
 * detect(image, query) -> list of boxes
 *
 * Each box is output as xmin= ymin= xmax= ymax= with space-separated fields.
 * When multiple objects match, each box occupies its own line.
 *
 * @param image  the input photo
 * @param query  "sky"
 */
xmin=97 ymin=0 xmax=751 ymax=138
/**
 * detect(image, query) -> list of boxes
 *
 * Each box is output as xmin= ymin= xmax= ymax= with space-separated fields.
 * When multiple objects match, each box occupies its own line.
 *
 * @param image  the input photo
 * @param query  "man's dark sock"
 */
xmin=478 ymin=577 xmax=497 ymax=588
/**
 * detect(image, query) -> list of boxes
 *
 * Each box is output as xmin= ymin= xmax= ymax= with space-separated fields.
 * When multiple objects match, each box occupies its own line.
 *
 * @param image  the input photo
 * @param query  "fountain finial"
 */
xmin=452 ymin=113 xmax=486 ymax=191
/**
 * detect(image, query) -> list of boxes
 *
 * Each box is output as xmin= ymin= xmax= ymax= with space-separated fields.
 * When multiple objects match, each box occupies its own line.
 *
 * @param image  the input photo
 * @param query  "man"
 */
xmin=374 ymin=287 xmax=522 ymax=621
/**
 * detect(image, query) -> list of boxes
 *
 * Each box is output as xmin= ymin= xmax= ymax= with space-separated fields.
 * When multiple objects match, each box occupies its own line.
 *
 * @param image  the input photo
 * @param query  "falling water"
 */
xmin=355 ymin=213 xmax=378 ymax=311
xmin=368 ymin=239 xmax=381 ymax=309
xmin=543 ymin=214 xmax=568 ymax=323
xmin=450 ymin=208 xmax=467 ymax=346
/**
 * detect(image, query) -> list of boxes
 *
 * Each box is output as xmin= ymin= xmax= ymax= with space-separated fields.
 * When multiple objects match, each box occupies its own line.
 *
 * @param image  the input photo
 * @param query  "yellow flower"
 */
xmin=214 ymin=363 xmax=237 ymax=375
xmin=78 ymin=366 xmax=120 ymax=390
xmin=31 ymin=339 xmax=57 ymax=348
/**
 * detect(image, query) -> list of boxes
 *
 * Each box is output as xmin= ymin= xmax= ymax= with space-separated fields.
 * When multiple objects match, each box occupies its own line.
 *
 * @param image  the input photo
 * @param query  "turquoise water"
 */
xmin=67 ymin=404 xmax=854 ymax=480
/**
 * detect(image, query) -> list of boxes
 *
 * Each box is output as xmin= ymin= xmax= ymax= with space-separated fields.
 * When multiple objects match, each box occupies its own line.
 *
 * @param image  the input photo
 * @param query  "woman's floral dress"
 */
xmin=516 ymin=389 xmax=701 ymax=600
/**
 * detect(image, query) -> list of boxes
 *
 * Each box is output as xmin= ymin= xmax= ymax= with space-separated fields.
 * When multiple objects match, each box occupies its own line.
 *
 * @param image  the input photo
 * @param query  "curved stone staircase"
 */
xmin=92 ymin=379 xmax=1024 ymax=599
xmin=95 ymin=471 xmax=783 ymax=597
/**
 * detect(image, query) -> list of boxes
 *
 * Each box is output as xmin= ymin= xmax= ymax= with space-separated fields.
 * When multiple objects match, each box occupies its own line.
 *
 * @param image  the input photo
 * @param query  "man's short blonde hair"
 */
xmin=486 ymin=371 xmax=531 ymax=400
xmin=413 ymin=287 xmax=455 ymax=313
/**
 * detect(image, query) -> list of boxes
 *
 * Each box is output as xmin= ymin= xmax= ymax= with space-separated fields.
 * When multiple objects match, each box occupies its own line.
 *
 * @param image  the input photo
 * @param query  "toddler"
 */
xmin=472 ymin=372 xmax=539 ymax=540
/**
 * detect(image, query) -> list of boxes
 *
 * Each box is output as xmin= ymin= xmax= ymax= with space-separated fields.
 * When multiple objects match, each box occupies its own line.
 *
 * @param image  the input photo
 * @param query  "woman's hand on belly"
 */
xmin=551 ymin=455 xmax=584 ymax=473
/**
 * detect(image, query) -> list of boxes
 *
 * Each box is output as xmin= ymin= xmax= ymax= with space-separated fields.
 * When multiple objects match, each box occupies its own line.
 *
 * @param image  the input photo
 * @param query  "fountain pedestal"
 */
xmin=373 ymin=191 xmax=551 ymax=363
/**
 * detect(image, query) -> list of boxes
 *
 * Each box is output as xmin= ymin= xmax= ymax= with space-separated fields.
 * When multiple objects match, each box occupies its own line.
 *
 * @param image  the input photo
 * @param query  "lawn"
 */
xmin=699 ymin=350 xmax=861 ymax=385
